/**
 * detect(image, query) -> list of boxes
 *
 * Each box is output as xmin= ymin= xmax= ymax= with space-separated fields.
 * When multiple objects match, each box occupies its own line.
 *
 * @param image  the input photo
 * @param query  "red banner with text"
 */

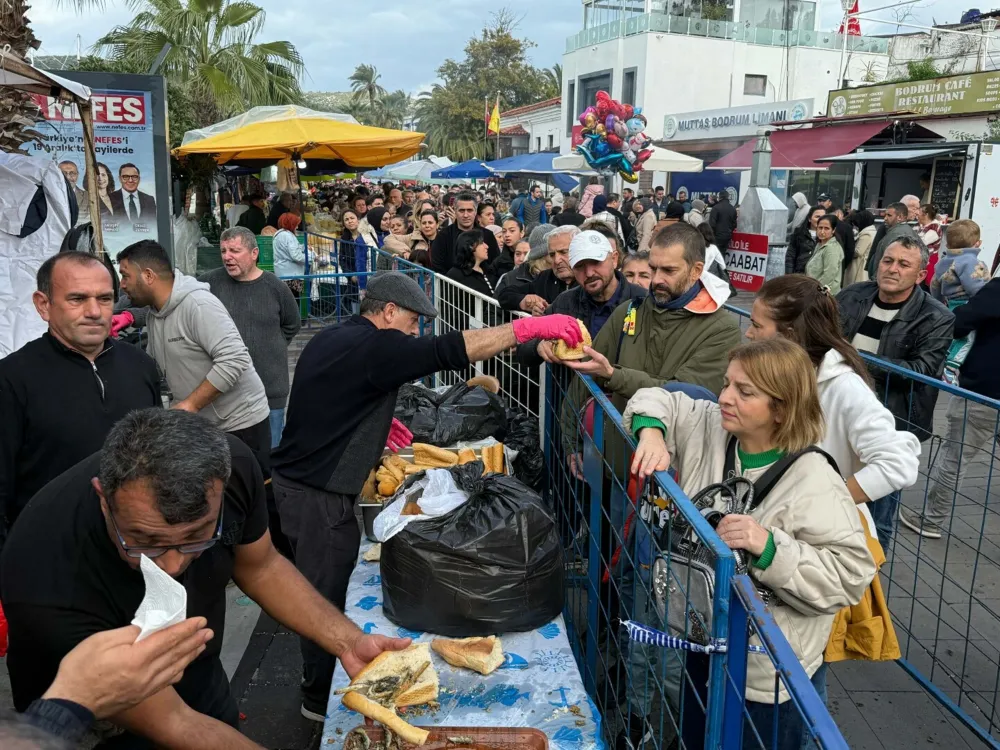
xmin=725 ymin=232 xmax=769 ymax=292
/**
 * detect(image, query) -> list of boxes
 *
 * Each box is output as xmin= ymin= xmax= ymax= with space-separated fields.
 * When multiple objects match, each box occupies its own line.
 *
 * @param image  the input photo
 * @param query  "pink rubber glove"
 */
xmin=512 ymin=314 xmax=583 ymax=348
xmin=110 ymin=311 xmax=134 ymax=338
xmin=385 ymin=418 xmax=413 ymax=453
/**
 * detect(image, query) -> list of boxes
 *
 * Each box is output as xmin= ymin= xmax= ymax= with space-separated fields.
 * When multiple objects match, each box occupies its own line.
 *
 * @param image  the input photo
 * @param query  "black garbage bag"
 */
xmin=501 ymin=408 xmax=545 ymax=491
xmin=393 ymin=383 xmax=508 ymax=446
xmin=381 ymin=463 xmax=564 ymax=636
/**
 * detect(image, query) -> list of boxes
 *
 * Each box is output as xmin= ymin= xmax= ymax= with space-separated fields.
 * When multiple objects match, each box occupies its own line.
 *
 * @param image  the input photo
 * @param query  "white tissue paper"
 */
xmin=373 ymin=468 xmax=470 ymax=542
xmin=131 ymin=554 xmax=188 ymax=642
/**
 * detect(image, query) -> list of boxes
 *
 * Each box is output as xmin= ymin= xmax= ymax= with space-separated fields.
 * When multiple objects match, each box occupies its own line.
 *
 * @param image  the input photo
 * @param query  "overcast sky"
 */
xmin=29 ymin=0 xmax=965 ymax=95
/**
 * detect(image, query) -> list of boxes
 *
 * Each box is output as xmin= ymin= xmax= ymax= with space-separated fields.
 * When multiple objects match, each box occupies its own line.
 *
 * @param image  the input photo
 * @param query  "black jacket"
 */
xmin=0 ymin=334 xmax=161 ymax=529
xmin=516 ymin=272 xmax=647 ymax=366
xmin=552 ymin=210 xmax=585 ymax=227
xmin=785 ymin=226 xmax=816 ymax=275
xmin=495 ymin=262 xmax=536 ymax=311
xmin=237 ymin=205 xmax=268 ymax=235
xmin=708 ymin=198 xmax=737 ymax=247
xmin=837 ymin=282 xmax=955 ymax=438
xmin=445 ymin=266 xmax=498 ymax=298
xmin=431 ymin=224 xmax=500 ymax=275
xmin=953 ymin=277 xmax=1000 ymax=400
xmin=491 ymin=246 xmax=517 ymax=278
xmin=609 ymin=207 xmax=632 ymax=244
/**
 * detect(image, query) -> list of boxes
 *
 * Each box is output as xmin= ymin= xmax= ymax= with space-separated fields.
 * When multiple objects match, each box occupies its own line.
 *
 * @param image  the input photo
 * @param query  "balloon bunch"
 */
xmin=576 ymin=90 xmax=652 ymax=183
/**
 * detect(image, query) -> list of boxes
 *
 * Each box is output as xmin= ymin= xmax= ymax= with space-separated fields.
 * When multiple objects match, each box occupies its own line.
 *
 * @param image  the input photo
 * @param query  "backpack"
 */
xmin=649 ymin=437 xmax=839 ymax=644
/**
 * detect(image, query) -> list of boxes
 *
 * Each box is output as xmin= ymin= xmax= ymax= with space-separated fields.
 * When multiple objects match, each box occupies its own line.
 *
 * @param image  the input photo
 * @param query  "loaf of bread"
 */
xmin=340 ymin=643 xmax=438 ymax=746
xmin=457 ymin=448 xmax=477 ymax=465
xmin=431 ymin=636 xmax=504 ymax=675
xmin=412 ymin=443 xmax=459 ymax=468
xmin=481 ymin=443 xmax=505 ymax=475
xmin=553 ymin=319 xmax=592 ymax=361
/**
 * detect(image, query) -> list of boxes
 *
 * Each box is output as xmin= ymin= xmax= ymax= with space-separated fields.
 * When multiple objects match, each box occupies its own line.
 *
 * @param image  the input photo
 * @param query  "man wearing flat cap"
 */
xmin=271 ymin=271 xmax=583 ymax=721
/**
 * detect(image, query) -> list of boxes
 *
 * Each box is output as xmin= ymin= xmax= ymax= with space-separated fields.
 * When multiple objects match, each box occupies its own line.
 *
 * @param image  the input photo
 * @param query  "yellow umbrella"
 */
xmin=173 ymin=106 xmax=424 ymax=169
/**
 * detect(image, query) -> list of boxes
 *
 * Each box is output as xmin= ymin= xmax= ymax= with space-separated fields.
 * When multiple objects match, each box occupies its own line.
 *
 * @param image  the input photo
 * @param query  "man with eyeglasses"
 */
xmin=109 ymin=162 xmax=157 ymax=223
xmin=1 ymin=408 xmax=410 ymax=749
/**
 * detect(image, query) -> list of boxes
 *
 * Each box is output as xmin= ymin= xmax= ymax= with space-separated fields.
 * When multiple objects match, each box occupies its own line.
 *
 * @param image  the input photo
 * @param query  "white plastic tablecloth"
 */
xmin=321 ymin=541 xmax=606 ymax=750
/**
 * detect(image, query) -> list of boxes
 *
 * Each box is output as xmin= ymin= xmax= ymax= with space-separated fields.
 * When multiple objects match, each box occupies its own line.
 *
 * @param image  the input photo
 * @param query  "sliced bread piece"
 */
xmin=431 ymin=636 xmax=504 ymax=675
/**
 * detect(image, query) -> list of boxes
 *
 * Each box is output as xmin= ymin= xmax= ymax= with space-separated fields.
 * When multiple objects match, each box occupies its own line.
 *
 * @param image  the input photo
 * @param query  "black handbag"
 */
xmin=652 ymin=438 xmax=839 ymax=644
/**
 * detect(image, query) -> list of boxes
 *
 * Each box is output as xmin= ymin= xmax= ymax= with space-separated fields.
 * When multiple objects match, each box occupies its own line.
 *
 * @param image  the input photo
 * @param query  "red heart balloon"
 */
xmin=623 ymin=104 xmax=634 ymax=120
xmin=606 ymin=133 xmax=623 ymax=150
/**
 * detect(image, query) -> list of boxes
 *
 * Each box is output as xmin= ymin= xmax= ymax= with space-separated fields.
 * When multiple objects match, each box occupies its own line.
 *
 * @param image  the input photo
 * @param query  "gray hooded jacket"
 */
xmin=147 ymin=271 xmax=269 ymax=432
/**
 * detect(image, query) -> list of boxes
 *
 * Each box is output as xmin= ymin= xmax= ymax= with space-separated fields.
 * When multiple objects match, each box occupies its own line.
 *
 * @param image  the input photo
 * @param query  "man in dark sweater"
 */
xmin=707 ymin=190 xmax=737 ymax=251
xmin=430 ymin=192 xmax=500 ymax=274
xmin=202 ymin=227 xmax=302 ymax=449
xmin=0 ymin=252 xmax=161 ymax=537
xmin=900 ymin=275 xmax=1000 ymax=539
xmin=271 ymin=271 xmax=584 ymax=720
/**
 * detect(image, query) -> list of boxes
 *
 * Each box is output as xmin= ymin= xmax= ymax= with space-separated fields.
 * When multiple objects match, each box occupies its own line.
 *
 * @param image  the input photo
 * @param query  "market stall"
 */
xmin=174 ymin=105 xmax=425 ymax=235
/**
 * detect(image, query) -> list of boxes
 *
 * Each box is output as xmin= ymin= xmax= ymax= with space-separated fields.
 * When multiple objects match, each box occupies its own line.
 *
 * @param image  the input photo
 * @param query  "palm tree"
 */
xmin=349 ymin=63 xmax=386 ymax=111
xmin=376 ymin=89 xmax=411 ymax=130
xmin=414 ymin=83 xmax=485 ymax=161
xmin=542 ymin=64 xmax=562 ymax=98
xmin=96 ymin=0 xmax=304 ymax=115
xmin=0 ymin=0 xmax=42 ymax=153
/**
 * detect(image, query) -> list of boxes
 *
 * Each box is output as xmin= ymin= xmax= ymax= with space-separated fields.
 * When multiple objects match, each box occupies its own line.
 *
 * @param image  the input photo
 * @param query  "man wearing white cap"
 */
xmin=516 ymin=230 xmax=646 ymax=367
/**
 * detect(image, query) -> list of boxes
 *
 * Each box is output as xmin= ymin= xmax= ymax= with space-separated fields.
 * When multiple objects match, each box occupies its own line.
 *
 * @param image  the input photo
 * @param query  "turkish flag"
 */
xmin=839 ymin=1 xmax=862 ymax=35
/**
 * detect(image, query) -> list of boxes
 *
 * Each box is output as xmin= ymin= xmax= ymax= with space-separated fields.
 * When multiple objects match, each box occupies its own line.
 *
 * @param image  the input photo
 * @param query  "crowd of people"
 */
xmin=0 ymin=168 xmax=998 ymax=750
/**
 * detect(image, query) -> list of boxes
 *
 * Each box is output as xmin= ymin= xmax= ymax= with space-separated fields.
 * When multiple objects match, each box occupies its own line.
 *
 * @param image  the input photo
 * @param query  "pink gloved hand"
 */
xmin=110 ymin=311 xmax=134 ymax=338
xmin=512 ymin=314 xmax=583 ymax=348
xmin=385 ymin=418 xmax=413 ymax=453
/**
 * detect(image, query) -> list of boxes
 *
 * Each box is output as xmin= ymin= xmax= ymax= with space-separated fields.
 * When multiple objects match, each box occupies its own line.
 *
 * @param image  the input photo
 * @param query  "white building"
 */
xmin=497 ymin=97 xmax=562 ymax=157
xmin=560 ymin=0 xmax=890 ymax=190
xmin=884 ymin=10 xmax=1000 ymax=79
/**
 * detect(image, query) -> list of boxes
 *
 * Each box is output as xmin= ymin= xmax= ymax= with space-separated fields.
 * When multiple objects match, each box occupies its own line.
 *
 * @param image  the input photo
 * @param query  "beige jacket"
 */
xmin=622 ymin=390 xmax=875 ymax=704
xmin=634 ymin=210 xmax=658 ymax=252
xmin=844 ymin=225 xmax=876 ymax=287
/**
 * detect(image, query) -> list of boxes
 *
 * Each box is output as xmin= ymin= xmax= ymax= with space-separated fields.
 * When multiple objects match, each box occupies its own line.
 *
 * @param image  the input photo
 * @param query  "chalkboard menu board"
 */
xmin=931 ymin=158 xmax=963 ymax=218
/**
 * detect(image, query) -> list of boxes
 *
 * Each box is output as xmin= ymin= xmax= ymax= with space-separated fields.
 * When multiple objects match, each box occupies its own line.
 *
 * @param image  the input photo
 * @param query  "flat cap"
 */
xmin=364 ymin=271 xmax=438 ymax=318
xmin=527 ymin=223 xmax=556 ymax=262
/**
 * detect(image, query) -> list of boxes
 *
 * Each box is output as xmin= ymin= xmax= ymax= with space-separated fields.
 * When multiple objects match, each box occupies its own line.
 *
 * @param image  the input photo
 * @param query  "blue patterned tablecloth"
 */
xmin=321 ymin=541 xmax=606 ymax=750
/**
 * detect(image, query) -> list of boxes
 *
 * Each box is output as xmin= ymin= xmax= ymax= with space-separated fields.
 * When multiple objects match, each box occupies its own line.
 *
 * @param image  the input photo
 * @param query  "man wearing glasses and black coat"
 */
xmin=1 ymin=409 xmax=410 ymax=749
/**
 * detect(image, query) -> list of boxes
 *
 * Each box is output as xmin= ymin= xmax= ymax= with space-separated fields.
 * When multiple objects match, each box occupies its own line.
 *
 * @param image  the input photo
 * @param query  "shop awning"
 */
xmin=818 ymin=146 xmax=967 ymax=163
xmin=708 ymin=122 xmax=890 ymax=171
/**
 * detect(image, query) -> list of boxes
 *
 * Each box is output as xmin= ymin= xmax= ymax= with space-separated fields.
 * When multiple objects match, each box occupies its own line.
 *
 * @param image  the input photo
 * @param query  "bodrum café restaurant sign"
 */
xmin=827 ymin=70 xmax=1000 ymax=119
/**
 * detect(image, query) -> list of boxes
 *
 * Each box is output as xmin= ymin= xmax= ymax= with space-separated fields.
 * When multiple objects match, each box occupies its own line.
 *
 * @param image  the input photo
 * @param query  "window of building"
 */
xmin=744 ymin=74 xmax=768 ymax=96
xmin=547 ymin=134 xmax=555 ymax=150
xmin=566 ymin=81 xmax=576 ymax=136
xmin=536 ymin=137 xmax=542 ymax=152
xmin=738 ymin=0 xmax=815 ymax=31
xmin=622 ymin=69 xmax=637 ymax=106
xmin=580 ymin=72 xmax=613 ymax=119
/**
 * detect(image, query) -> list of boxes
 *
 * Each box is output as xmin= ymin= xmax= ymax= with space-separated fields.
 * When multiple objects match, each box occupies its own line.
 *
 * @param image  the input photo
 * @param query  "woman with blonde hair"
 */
xmin=623 ymin=338 xmax=874 ymax=750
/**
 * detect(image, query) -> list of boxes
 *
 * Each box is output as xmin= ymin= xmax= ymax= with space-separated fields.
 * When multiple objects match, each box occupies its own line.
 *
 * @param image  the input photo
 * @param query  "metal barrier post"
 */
xmin=583 ymin=375 xmax=606 ymax=697
xmin=721 ymin=576 xmax=751 ymax=748
xmin=707 ymin=540 xmax=737 ymax=749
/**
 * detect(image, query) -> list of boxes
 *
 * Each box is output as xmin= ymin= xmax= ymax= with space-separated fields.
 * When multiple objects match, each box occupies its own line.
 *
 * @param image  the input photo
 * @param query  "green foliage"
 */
xmin=95 ymin=0 xmax=304 ymax=116
xmin=415 ymin=10 xmax=559 ymax=159
xmin=342 ymin=65 xmax=411 ymax=129
xmin=893 ymin=57 xmax=942 ymax=83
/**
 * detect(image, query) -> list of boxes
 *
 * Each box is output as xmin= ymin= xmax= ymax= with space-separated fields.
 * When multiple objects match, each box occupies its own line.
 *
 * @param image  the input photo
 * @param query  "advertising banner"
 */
xmin=725 ymin=232 xmax=769 ymax=292
xmin=669 ymin=171 xmax=740 ymax=204
xmin=28 ymin=89 xmax=158 ymax=253
xmin=662 ymin=100 xmax=813 ymax=142
xmin=827 ymin=71 xmax=1000 ymax=119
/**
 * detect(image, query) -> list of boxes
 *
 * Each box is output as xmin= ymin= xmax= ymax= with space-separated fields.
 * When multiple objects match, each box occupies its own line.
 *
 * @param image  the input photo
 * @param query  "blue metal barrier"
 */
xmin=725 ymin=300 xmax=1000 ymax=745
xmin=723 ymin=576 xmax=849 ymax=750
xmin=542 ymin=366 xmax=845 ymax=749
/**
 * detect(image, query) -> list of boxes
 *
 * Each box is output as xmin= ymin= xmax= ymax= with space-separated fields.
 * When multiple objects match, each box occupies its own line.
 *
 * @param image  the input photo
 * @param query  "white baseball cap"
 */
xmin=569 ymin=230 xmax=613 ymax=268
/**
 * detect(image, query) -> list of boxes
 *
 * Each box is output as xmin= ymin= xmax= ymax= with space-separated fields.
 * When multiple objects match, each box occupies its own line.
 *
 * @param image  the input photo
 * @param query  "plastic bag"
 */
xmin=393 ymin=383 xmax=508 ymax=446
xmin=502 ymin=408 xmax=544 ymax=491
xmin=381 ymin=464 xmax=564 ymax=636
xmin=373 ymin=468 xmax=471 ymax=542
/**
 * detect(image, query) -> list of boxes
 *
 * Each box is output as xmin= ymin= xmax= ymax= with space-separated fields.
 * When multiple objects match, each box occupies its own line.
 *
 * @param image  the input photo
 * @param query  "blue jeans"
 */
xmin=800 ymin=662 xmax=828 ymax=748
xmin=269 ymin=408 xmax=286 ymax=449
xmin=870 ymin=491 xmax=900 ymax=551
xmin=744 ymin=664 xmax=828 ymax=750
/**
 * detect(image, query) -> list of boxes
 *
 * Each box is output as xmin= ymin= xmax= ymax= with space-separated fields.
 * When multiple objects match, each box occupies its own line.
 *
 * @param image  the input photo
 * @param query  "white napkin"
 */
xmin=131 ymin=554 xmax=188 ymax=641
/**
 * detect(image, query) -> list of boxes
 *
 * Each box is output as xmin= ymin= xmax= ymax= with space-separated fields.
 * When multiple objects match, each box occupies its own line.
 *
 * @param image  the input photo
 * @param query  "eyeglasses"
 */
xmin=121 ymin=174 xmax=140 ymax=182
xmin=107 ymin=502 xmax=223 ymax=559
